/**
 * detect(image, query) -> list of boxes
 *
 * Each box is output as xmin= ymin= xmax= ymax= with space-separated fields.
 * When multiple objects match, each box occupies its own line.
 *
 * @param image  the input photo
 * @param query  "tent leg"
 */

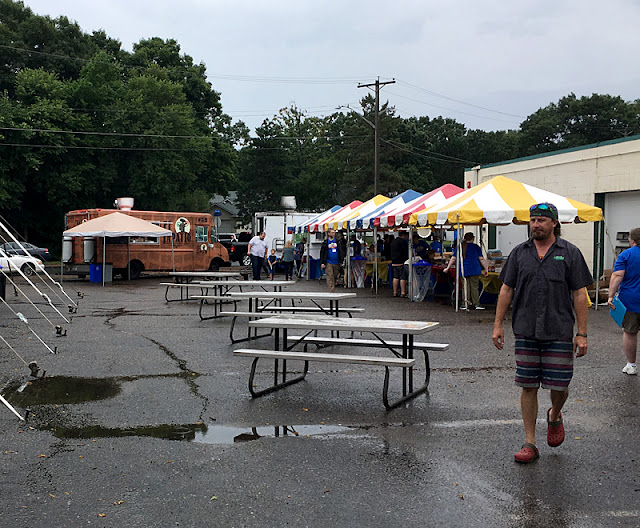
xmin=102 ymin=238 xmax=106 ymax=287
xmin=408 ymin=226 xmax=414 ymax=301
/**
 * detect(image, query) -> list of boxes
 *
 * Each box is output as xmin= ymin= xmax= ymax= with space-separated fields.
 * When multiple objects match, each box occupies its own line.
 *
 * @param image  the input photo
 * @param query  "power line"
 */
xmin=0 ymin=126 xmax=370 ymax=142
xmin=381 ymin=138 xmax=477 ymax=165
xmin=396 ymin=79 xmax=526 ymax=119
xmin=387 ymin=90 xmax=521 ymax=125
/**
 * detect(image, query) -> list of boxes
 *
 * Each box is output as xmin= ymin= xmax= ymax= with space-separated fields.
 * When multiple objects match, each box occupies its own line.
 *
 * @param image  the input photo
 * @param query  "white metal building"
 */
xmin=464 ymin=134 xmax=640 ymax=271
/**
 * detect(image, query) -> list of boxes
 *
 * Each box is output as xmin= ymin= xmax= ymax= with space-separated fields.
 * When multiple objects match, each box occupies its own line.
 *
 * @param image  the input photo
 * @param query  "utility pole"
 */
xmin=357 ymin=78 xmax=395 ymax=196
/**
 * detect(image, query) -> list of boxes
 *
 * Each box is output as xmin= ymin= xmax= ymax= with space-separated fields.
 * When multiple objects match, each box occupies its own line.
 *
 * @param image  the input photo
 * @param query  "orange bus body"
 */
xmin=63 ymin=208 xmax=230 ymax=277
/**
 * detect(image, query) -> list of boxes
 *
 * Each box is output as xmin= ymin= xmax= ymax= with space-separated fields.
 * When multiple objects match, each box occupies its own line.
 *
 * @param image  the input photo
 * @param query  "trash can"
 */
xmin=309 ymin=258 xmax=324 ymax=280
xmin=412 ymin=262 xmax=433 ymax=302
xmin=89 ymin=264 xmax=102 ymax=283
xmin=350 ymin=256 xmax=367 ymax=288
xmin=89 ymin=263 xmax=113 ymax=283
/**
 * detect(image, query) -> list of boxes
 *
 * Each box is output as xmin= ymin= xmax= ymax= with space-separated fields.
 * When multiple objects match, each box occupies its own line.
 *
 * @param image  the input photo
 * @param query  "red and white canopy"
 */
xmin=377 ymin=184 xmax=464 ymax=228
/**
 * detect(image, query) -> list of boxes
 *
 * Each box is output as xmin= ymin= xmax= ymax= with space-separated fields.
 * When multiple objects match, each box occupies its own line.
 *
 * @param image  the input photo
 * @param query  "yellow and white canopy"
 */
xmin=409 ymin=175 xmax=603 ymax=226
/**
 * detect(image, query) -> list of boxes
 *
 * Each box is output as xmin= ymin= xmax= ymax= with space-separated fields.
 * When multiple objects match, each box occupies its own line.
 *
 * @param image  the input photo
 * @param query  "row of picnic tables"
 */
xmin=163 ymin=271 xmax=448 ymax=409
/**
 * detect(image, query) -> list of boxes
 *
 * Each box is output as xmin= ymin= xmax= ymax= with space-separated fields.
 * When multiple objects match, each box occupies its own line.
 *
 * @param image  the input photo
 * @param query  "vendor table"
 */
xmin=365 ymin=260 xmax=391 ymax=283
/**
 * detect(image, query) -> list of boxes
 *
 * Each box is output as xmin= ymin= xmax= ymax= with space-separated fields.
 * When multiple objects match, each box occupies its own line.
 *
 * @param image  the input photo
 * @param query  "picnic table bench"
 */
xmin=236 ymin=315 xmax=443 ymax=409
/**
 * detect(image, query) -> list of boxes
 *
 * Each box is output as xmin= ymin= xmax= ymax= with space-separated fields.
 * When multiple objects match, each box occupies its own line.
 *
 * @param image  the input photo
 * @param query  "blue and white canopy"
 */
xmin=349 ymin=189 xmax=422 ymax=230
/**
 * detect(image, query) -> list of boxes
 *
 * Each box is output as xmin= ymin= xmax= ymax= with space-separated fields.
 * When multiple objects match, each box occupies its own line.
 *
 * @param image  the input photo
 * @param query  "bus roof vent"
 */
xmin=280 ymin=196 xmax=296 ymax=211
xmin=114 ymin=197 xmax=134 ymax=211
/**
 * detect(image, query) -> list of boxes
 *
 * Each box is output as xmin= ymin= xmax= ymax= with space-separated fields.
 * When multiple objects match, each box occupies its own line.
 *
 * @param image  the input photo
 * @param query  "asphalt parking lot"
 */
xmin=1 ymin=273 xmax=638 ymax=527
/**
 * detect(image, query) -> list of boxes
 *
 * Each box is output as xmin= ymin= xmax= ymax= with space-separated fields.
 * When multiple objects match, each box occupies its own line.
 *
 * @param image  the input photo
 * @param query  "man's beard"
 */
xmin=531 ymin=229 xmax=552 ymax=240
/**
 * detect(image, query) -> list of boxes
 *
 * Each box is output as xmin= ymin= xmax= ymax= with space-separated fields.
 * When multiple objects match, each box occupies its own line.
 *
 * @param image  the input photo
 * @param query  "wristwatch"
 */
xmin=576 ymin=333 xmax=587 ymax=338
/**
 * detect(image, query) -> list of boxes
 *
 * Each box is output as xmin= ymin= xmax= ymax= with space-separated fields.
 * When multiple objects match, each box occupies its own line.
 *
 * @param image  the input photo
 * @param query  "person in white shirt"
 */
xmin=247 ymin=232 xmax=269 ymax=280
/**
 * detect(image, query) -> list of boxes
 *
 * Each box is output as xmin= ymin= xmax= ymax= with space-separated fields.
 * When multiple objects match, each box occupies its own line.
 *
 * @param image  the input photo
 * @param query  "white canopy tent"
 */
xmin=63 ymin=212 xmax=173 ymax=286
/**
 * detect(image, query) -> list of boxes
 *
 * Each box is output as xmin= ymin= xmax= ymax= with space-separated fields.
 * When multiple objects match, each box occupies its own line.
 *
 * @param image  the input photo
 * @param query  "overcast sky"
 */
xmin=21 ymin=0 xmax=640 ymax=134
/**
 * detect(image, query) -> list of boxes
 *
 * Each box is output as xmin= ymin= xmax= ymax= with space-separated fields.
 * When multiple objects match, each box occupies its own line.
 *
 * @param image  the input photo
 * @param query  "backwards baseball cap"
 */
xmin=529 ymin=202 xmax=558 ymax=221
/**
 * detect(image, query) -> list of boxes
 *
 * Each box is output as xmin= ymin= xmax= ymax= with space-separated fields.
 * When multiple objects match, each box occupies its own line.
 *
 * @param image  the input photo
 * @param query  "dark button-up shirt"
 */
xmin=499 ymin=237 xmax=593 ymax=340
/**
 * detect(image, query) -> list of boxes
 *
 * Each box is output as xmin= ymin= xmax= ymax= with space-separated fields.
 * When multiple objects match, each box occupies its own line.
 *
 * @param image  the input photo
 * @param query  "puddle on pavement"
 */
xmin=40 ymin=423 xmax=352 ymax=444
xmin=5 ymin=376 xmax=121 ymax=406
xmin=3 ymin=373 xmax=197 ymax=407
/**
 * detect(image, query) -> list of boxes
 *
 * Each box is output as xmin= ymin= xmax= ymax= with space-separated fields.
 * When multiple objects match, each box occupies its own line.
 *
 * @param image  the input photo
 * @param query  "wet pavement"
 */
xmin=0 ymin=274 xmax=638 ymax=527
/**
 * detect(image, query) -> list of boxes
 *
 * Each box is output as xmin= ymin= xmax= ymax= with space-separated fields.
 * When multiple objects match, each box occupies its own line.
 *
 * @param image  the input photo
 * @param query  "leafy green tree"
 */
xmin=518 ymin=93 xmax=640 ymax=155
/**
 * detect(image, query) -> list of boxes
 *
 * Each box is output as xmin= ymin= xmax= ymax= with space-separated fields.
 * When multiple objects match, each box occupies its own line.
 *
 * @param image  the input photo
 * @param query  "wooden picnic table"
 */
xmin=238 ymin=315 xmax=441 ymax=409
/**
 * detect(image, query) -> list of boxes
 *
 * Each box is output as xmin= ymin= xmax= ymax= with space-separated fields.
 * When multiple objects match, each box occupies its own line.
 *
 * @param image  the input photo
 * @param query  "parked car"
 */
xmin=217 ymin=232 xmax=252 ymax=266
xmin=0 ymin=254 xmax=45 ymax=276
xmin=0 ymin=241 xmax=51 ymax=261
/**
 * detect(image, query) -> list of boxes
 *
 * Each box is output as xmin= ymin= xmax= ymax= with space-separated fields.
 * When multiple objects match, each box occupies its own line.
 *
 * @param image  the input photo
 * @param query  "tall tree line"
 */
xmin=2 ymin=0 xmax=639 ymax=252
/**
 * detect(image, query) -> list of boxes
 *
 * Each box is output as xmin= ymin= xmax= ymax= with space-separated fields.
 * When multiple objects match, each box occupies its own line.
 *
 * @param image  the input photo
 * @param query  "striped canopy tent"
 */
xmin=307 ymin=201 xmax=362 ymax=232
xmin=409 ymin=175 xmax=603 ymax=226
xmin=291 ymin=205 xmax=341 ymax=234
xmin=351 ymin=189 xmax=422 ymax=230
xmin=378 ymin=183 xmax=464 ymax=228
xmin=324 ymin=195 xmax=389 ymax=232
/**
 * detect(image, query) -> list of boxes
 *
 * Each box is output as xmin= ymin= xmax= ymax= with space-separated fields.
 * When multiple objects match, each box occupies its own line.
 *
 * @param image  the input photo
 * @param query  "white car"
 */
xmin=0 ymin=255 xmax=45 ymax=276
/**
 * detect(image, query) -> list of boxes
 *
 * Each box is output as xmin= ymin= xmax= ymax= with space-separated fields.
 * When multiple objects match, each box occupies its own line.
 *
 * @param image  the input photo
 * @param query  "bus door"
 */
xmin=194 ymin=223 xmax=212 ymax=269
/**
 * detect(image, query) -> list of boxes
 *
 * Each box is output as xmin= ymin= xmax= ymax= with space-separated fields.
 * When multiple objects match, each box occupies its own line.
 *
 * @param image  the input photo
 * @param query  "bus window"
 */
xmin=195 ymin=226 xmax=208 ymax=243
xmin=131 ymin=236 xmax=160 ymax=245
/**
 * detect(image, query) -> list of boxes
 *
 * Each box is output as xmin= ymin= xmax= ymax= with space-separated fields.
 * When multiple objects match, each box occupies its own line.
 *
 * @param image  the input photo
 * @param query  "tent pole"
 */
xmin=373 ymin=226 xmax=378 ymax=295
xmin=127 ymin=237 xmax=131 ymax=281
xmin=408 ymin=225 xmax=414 ymax=301
xmin=455 ymin=219 xmax=461 ymax=313
xmin=347 ymin=226 xmax=351 ymax=288
xmin=102 ymin=237 xmax=106 ymax=287
xmin=0 ymin=393 xmax=24 ymax=421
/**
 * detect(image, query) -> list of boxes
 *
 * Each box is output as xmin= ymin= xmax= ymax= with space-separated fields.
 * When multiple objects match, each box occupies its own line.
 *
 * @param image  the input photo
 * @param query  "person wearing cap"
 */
xmin=492 ymin=202 xmax=593 ymax=464
xmin=607 ymin=227 xmax=640 ymax=375
xmin=443 ymin=232 xmax=489 ymax=310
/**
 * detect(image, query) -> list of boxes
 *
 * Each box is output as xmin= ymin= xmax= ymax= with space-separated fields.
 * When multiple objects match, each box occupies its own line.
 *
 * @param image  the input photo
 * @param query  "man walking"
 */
xmin=390 ymin=231 xmax=409 ymax=297
xmin=608 ymin=227 xmax=640 ymax=375
xmin=294 ymin=237 xmax=306 ymax=278
xmin=492 ymin=203 xmax=593 ymax=464
xmin=247 ymin=232 xmax=269 ymax=280
xmin=320 ymin=228 xmax=345 ymax=293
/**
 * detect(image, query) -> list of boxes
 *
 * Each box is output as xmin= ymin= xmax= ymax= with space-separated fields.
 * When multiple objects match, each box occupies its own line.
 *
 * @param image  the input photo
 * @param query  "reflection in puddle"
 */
xmin=196 ymin=424 xmax=351 ymax=444
xmin=40 ymin=423 xmax=351 ymax=444
xmin=45 ymin=423 xmax=208 ymax=441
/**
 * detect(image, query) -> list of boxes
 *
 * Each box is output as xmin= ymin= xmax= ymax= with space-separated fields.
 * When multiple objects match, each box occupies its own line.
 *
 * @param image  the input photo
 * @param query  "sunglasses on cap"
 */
xmin=529 ymin=203 xmax=558 ymax=220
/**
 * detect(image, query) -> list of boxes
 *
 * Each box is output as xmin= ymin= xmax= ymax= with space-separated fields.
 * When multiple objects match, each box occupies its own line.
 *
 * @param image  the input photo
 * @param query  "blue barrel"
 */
xmin=89 ymin=264 xmax=103 ymax=283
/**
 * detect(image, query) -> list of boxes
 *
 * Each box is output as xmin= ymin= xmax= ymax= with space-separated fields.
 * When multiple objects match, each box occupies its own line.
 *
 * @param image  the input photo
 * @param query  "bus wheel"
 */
xmin=208 ymin=260 xmax=220 ymax=272
xmin=127 ymin=261 xmax=143 ymax=280
xmin=242 ymin=254 xmax=251 ymax=267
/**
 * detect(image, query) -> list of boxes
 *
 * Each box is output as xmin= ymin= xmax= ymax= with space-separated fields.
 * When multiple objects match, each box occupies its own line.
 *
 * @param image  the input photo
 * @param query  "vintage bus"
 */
xmin=63 ymin=203 xmax=230 ymax=279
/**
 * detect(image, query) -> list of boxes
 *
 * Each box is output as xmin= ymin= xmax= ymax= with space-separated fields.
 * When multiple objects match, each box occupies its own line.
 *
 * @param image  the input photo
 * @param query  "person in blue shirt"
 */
xmin=608 ymin=227 xmax=640 ymax=375
xmin=266 ymin=249 xmax=279 ymax=280
xmin=430 ymin=235 xmax=442 ymax=256
xmin=320 ymin=228 xmax=346 ymax=292
xmin=443 ymin=232 xmax=488 ymax=309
